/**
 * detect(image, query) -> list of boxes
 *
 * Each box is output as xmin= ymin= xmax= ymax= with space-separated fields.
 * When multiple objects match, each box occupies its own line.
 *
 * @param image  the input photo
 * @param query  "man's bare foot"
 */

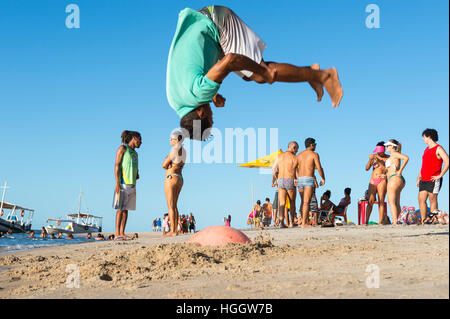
xmin=301 ymin=224 xmax=312 ymax=228
xmin=322 ymin=67 xmax=343 ymax=107
xmin=309 ymin=64 xmax=324 ymax=102
xmin=280 ymin=222 xmax=288 ymax=228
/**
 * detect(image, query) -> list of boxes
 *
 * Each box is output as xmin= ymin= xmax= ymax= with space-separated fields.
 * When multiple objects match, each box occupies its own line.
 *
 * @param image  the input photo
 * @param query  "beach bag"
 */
xmin=398 ymin=206 xmax=419 ymax=225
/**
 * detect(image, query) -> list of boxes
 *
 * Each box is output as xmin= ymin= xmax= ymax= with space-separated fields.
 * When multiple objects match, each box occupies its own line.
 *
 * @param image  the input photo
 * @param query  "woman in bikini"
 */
xmin=163 ymin=130 xmax=186 ymax=236
xmin=385 ymin=140 xmax=409 ymax=225
xmin=365 ymin=142 xmax=389 ymax=225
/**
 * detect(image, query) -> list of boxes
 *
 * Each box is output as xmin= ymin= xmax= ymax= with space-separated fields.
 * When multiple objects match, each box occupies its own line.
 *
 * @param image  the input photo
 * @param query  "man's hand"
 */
xmin=212 ymin=93 xmax=226 ymax=107
xmin=320 ymin=179 xmax=325 ymax=186
xmin=115 ymin=183 xmax=120 ymax=195
xmin=431 ymin=175 xmax=442 ymax=181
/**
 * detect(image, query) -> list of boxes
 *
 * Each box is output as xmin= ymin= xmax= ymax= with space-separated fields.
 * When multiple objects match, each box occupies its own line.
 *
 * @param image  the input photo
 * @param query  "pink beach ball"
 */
xmin=187 ymin=225 xmax=251 ymax=247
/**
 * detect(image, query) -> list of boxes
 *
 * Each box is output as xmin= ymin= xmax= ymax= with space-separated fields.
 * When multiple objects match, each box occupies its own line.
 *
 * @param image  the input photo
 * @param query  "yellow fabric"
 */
xmin=238 ymin=149 xmax=282 ymax=168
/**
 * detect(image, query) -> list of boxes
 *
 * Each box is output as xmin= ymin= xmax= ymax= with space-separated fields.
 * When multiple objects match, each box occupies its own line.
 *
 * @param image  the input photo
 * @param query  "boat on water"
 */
xmin=45 ymin=213 xmax=103 ymax=234
xmin=0 ymin=182 xmax=34 ymax=233
xmin=45 ymin=189 xmax=103 ymax=234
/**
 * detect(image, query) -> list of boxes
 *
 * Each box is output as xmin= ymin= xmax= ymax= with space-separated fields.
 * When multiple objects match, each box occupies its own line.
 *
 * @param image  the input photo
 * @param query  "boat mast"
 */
xmin=78 ymin=187 xmax=83 ymax=217
xmin=0 ymin=181 xmax=10 ymax=215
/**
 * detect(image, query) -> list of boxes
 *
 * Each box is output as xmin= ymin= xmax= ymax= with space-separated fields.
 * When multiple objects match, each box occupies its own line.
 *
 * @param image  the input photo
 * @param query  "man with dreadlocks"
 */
xmin=113 ymin=130 xmax=142 ymax=240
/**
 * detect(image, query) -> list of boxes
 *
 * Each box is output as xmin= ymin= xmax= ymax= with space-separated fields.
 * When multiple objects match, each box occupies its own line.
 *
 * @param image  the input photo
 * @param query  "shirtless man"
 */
xmin=297 ymin=138 xmax=326 ymax=228
xmin=272 ymin=142 xmax=300 ymax=228
xmin=167 ymin=5 xmax=343 ymax=140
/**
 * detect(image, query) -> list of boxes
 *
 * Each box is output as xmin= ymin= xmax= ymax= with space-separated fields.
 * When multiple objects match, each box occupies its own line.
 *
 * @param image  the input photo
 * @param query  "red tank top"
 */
xmin=421 ymin=144 xmax=443 ymax=181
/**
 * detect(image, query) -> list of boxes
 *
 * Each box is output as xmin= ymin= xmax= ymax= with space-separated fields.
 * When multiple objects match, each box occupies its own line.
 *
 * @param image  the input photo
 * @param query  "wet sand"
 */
xmin=0 ymin=224 xmax=448 ymax=299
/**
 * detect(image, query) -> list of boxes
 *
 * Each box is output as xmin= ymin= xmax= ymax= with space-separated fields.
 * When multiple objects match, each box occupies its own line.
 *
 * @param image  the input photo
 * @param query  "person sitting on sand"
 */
xmin=132 ymin=233 xmax=139 ymax=239
xmin=329 ymin=188 xmax=351 ymax=224
xmin=365 ymin=142 xmax=389 ymax=225
xmin=114 ymin=130 xmax=141 ymax=241
xmin=167 ymin=5 xmax=343 ymax=141
xmin=29 ymin=231 xmax=35 ymax=239
xmin=67 ymin=232 xmax=73 ymax=240
xmin=50 ymin=234 xmax=56 ymax=239
xmin=273 ymin=141 xmax=300 ymax=228
xmin=85 ymin=232 xmax=92 ymax=239
xmin=108 ymin=234 xmax=115 ymax=241
xmin=57 ymin=232 xmax=63 ymax=239
xmin=163 ymin=130 xmax=186 ymax=237
xmin=95 ymin=233 xmax=105 ymax=241
xmin=297 ymin=138 xmax=326 ymax=228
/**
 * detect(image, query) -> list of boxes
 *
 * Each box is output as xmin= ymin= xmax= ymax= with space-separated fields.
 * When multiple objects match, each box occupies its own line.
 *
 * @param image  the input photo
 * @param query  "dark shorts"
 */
xmin=419 ymin=179 xmax=443 ymax=194
xmin=273 ymin=191 xmax=279 ymax=209
xmin=309 ymin=193 xmax=319 ymax=212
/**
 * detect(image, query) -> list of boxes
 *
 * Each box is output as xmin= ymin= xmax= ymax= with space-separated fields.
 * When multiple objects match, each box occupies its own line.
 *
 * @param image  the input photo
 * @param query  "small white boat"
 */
xmin=45 ymin=213 xmax=102 ymax=234
xmin=45 ymin=189 xmax=102 ymax=234
xmin=0 ymin=182 xmax=34 ymax=233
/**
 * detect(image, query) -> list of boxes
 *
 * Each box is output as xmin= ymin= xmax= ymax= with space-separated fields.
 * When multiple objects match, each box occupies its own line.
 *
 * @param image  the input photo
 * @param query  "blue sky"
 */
xmin=0 ymin=0 xmax=448 ymax=232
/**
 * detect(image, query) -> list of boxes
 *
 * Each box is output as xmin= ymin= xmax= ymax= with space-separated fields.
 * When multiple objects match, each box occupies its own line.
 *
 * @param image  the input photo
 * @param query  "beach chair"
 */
xmin=331 ymin=206 xmax=348 ymax=224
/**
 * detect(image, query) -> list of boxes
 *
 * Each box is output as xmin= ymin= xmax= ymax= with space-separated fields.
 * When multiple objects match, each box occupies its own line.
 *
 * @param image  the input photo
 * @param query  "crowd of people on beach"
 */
xmin=152 ymin=213 xmax=196 ymax=234
xmin=111 ymin=125 xmax=448 ymax=238
xmin=247 ymin=129 xmax=448 ymax=228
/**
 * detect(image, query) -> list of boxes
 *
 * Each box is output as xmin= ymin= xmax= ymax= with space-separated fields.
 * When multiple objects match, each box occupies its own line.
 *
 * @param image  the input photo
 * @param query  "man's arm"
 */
xmin=114 ymin=146 xmax=126 ymax=193
xmin=433 ymin=146 xmax=450 ymax=180
xmin=272 ymin=157 xmax=279 ymax=181
xmin=315 ymin=154 xmax=326 ymax=186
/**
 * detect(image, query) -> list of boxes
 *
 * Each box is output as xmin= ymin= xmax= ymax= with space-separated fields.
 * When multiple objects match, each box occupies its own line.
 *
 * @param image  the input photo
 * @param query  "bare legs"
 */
xmin=418 ymin=191 xmax=439 ymax=225
xmin=277 ymin=188 xmax=296 ymax=228
xmin=257 ymin=61 xmax=343 ymax=107
xmin=299 ymin=187 xmax=314 ymax=228
xmin=365 ymin=181 xmax=387 ymax=225
xmin=387 ymin=177 xmax=405 ymax=225
xmin=205 ymin=53 xmax=343 ymax=107
xmin=164 ymin=176 xmax=183 ymax=236
xmin=115 ymin=210 xmax=128 ymax=238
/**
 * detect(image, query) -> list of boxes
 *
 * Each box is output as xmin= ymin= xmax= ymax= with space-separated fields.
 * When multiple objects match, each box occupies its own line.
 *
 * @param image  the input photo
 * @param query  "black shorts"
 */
xmin=419 ymin=178 xmax=443 ymax=194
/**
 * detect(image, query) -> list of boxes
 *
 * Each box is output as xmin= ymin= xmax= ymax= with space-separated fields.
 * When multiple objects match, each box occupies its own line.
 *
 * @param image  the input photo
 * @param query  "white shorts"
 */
xmin=113 ymin=184 xmax=136 ymax=211
xmin=203 ymin=6 xmax=267 ymax=78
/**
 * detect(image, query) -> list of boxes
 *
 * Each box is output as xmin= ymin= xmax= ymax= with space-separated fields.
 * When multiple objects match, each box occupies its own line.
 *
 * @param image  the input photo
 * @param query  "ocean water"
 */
xmin=0 ymin=232 xmax=93 ymax=254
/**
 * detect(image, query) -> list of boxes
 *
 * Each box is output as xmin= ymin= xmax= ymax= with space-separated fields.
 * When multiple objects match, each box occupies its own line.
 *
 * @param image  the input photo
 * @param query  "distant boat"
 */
xmin=45 ymin=189 xmax=103 ymax=234
xmin=0 ymin=182 xmax=34 ymax=233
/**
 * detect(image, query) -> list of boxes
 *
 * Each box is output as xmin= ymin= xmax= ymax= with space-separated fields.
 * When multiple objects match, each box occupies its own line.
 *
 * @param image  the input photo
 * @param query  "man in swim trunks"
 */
xmin=417 ymin=129 xmax=449 ymax=225
xmin=166 ymin=5 xmax=344 ymax=140
xmin=297 ymin=138 xmax=326 ymax=228
xmin=272 ymin=141 xmax=300 ymax=228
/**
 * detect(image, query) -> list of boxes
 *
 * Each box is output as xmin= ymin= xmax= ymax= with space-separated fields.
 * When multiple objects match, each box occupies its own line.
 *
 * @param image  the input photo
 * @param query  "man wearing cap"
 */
xmin=417 ymin=129 xmax=449 ymax=225
xmin=296 ymin=138 xmax=326 ymax=228
xmin=166 ymin=5 xmax=344 ymax=141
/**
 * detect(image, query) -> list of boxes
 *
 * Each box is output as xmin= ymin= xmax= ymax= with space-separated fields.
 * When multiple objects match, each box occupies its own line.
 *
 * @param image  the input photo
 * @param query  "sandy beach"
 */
xmin=0 ymin=224 xmax=448 ymax=299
